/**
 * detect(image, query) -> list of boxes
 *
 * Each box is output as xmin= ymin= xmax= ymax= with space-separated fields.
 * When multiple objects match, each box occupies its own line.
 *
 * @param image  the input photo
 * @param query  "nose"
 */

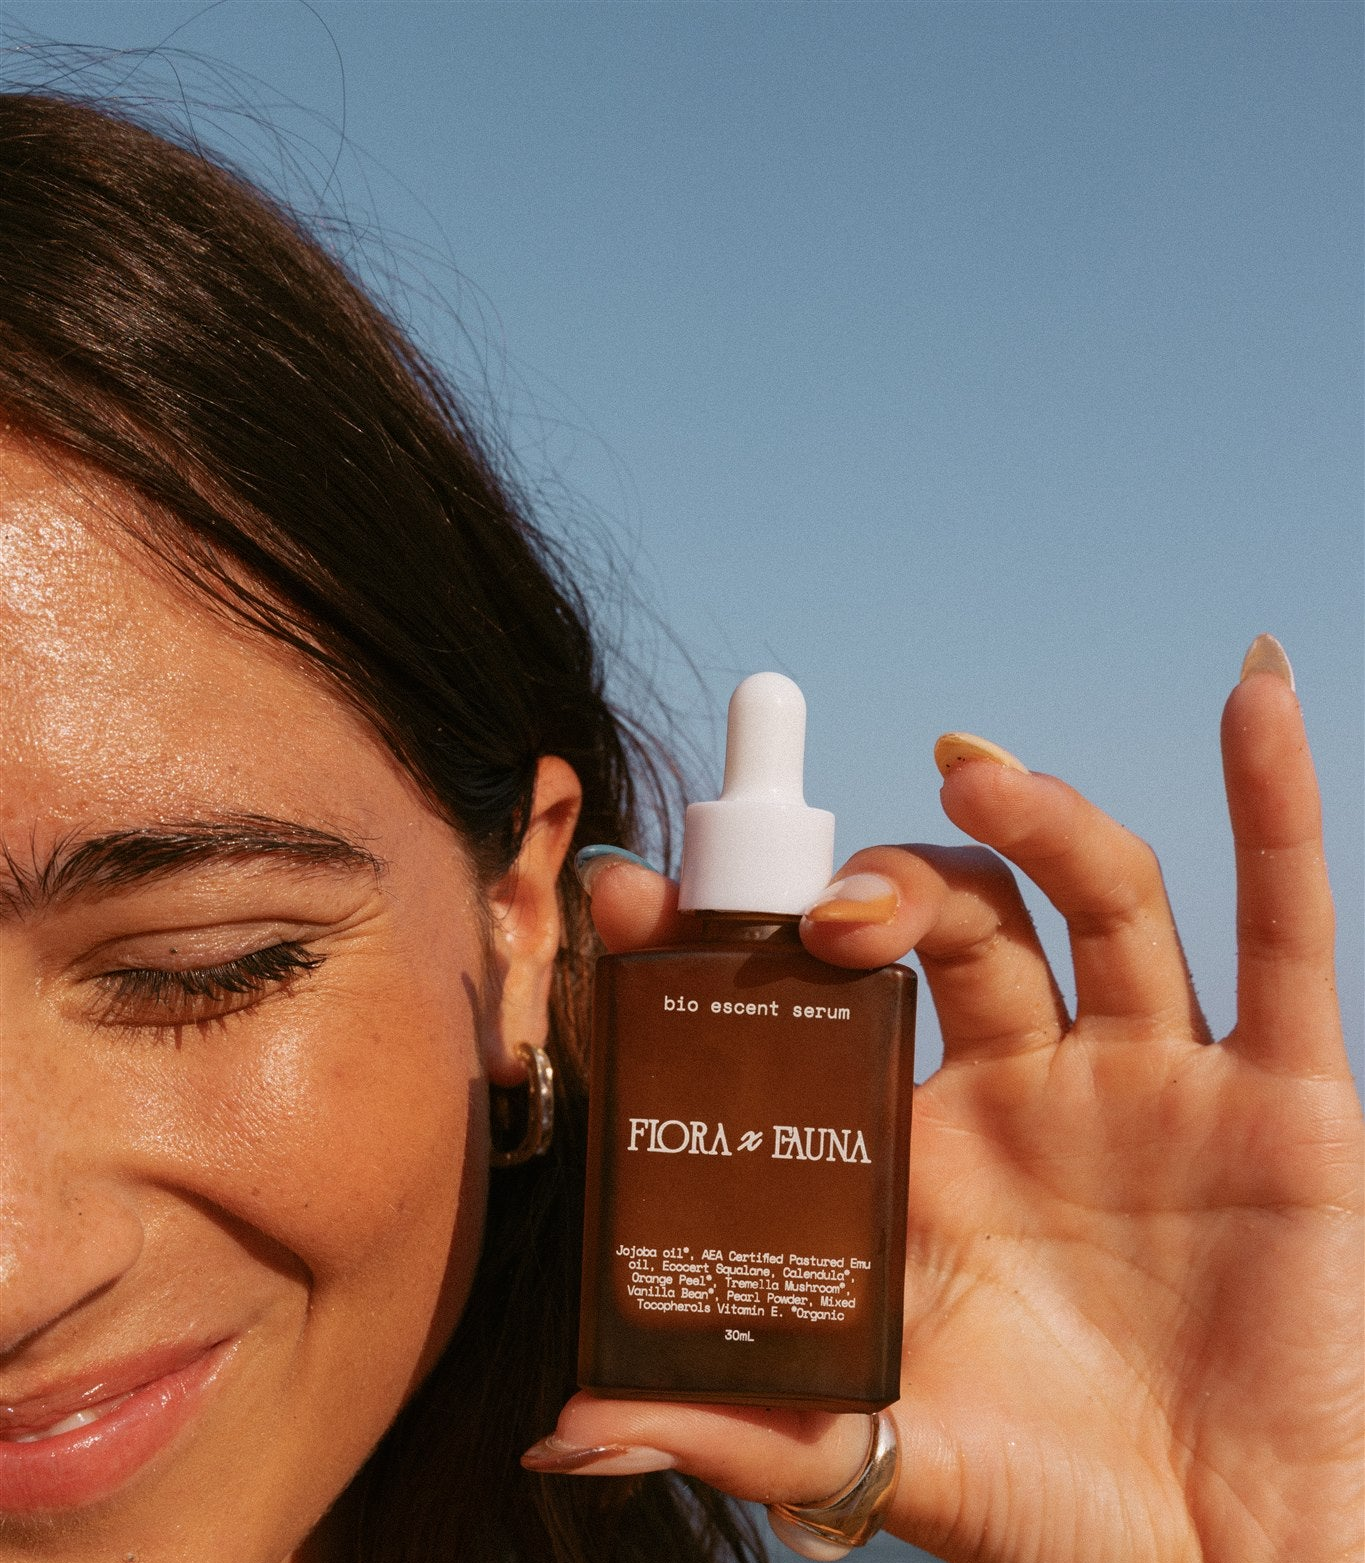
xmin=0 ymin=1017 xmax=144 ymax=1355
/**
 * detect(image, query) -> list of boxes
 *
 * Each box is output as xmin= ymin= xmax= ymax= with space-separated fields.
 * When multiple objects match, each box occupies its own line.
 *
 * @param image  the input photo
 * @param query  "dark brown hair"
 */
xmin=0 ymin=92 xmax=760 ymax=1563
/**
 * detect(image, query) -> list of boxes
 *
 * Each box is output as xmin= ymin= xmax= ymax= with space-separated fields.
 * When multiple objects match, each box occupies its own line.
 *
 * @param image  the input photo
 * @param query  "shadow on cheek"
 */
xmin=404 ymin=1069 xmax=491 ymax=1398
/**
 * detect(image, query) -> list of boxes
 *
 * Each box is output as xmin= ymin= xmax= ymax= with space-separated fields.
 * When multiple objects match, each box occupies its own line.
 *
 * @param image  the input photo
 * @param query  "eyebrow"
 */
xmin=0 ymin=814 xmax=385 ymax=919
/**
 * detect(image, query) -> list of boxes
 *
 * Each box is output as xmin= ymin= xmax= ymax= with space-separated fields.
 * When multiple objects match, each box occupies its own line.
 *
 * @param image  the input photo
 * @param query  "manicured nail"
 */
xmin=573 ymin=845 xmax=658 ymax=894
xmin=521 ymin=1434 xmax=678 ymax=1476
xmin=1239 ymin=633 xmax=1295 ymax=692
xmin=933 ymin=732 xmax=1029 ymax=779
xmin=803 ymin=873 xmax=899 ymax=926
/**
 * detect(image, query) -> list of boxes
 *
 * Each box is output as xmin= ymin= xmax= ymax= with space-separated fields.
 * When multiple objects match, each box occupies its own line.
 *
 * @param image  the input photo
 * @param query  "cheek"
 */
xmin=123 ymin=967 xmax=488 ymax=1346
xmin=70 ymin=975 xmax=490 ymax=1561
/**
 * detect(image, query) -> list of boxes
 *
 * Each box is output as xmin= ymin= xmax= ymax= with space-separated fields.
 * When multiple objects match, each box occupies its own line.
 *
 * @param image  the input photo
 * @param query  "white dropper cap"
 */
xmin=677 ymin=672 xmax=835 ymax=915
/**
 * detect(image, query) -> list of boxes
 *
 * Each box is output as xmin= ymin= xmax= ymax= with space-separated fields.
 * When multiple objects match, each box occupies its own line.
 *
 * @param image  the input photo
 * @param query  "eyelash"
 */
xmin=94 ymin=941 xmax=325 ymax=1025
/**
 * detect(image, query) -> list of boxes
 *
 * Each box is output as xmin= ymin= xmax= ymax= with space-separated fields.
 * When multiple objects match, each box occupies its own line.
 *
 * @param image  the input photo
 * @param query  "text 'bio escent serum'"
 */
xmin=578 ymin=673 xmax=916 ymax=1411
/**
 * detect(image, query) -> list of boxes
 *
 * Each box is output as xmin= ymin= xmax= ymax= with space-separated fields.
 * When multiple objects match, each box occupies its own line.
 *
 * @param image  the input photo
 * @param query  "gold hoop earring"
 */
xmin=489 ymin=1042 xmax=555 ymax=1168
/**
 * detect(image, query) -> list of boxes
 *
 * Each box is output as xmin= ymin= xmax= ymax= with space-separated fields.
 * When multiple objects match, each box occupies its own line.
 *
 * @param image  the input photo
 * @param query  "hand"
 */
xmin=526 ymin=642 xmax=1363 ymax=1563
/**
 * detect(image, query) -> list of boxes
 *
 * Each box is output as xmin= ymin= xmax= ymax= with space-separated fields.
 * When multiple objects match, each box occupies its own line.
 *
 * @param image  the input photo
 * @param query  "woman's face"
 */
xmin=0 ymin=440 xmax=576 ymax=1561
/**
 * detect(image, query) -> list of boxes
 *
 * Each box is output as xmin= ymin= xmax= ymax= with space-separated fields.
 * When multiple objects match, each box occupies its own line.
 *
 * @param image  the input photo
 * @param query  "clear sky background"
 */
xmin=1 ymin=5 xmax=1358 ymax=1086
xmin=1 ymin=7 xmax=1359 ymax=1559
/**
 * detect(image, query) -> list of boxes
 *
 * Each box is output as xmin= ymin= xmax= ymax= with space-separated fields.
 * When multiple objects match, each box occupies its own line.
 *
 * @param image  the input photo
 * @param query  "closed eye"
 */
xmin=92 ymin=941 xmax=325 ymax=1027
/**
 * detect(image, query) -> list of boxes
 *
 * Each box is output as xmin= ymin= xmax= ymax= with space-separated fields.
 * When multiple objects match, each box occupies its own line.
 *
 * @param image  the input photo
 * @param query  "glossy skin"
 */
xmin=0 ymin=441 xmax=580 ymax=1560
xmin=553 ymin=680 xmax=1364 ymax=1558
xmin=3 ymin=433 xmax=1359 ymax=1563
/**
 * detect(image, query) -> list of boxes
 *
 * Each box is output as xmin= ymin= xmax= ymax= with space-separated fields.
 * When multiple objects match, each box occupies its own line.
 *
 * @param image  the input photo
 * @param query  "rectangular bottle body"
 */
xmin=578 ymin=938 xmax=915 ymax=1412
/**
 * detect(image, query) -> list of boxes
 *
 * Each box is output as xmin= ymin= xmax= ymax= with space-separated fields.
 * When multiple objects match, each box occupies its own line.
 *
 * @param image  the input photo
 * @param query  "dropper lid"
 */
xmin=677 ymin=672 xmax=835 ymax=915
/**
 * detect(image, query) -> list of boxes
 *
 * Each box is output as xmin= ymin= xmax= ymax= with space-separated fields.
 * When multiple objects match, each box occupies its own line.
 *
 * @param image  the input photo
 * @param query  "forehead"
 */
xmin=0 ymin=440 xmax=416 ymax=855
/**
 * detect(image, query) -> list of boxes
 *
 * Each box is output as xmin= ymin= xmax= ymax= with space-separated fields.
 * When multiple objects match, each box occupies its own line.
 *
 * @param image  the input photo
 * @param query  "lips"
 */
xmin=0 ymin=1337 xmax=233 ymax=1513
xmin=4 ymin=1388 xmax=138 ymax=1443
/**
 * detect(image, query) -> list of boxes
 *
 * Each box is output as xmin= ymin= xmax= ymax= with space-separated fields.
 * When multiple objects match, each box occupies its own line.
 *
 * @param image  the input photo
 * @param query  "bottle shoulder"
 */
xmin=596 ymin=944 xmax=916 ymax=987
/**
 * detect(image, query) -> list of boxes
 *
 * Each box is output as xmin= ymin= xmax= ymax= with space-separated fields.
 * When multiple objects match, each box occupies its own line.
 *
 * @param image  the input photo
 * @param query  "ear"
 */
xmin=483 ymin=755 xmax=583 ymax=1086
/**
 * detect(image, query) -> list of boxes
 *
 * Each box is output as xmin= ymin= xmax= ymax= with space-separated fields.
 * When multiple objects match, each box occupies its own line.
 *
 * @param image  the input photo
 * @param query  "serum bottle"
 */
xmin=578 ymin=673 xmax=916 ymax=1412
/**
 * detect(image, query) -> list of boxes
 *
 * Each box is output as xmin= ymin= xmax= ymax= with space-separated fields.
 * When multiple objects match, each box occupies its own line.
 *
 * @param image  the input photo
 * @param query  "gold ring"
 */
xmin=766 ymin=1411 xmax=899 ymax=1559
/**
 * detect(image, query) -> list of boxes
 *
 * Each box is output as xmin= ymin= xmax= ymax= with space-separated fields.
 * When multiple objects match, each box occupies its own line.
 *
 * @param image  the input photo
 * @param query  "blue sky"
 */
xmin=3 ymin=1 xmax=1360 ymax=1099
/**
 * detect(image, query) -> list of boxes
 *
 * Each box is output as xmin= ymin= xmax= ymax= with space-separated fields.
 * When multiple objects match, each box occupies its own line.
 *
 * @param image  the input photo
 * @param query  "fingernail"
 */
xmin=803 ymin=873 xmax=899 ymax=926
xmin=933 ymin=732 xmax=1030 ymax=779
xmin=573 ymin=845 xmax=657 ymax=894
xmin=521 ymin=1434 xmax=678 ymax=1476
xmin=1239 ymin=633 xmax=1295 ymax=692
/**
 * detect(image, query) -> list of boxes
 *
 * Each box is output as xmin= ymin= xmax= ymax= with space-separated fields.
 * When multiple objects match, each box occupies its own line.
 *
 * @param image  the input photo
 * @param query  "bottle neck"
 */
xmin=695 ymin=913 xmax=801 ymax=947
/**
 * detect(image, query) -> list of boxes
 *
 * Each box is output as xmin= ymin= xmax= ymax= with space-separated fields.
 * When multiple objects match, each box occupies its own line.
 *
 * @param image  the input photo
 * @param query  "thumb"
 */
xmin=574 ymin=846 xmax=687 ymax=952
xmin=522 ymin=1391 xmax=875 ymax=1507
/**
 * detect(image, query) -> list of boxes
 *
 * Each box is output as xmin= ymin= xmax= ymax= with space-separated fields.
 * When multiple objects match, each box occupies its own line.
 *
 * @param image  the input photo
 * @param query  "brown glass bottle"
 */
xmin=578 ymin=915 xmax=915 ymax=1412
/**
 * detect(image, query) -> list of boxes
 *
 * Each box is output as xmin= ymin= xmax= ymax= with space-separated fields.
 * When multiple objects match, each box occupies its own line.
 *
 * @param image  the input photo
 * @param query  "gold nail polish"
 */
xmin=521 ymin=1437 xmax=677 ymax=1475
xmin=1239 ymin=633 xmax=1295 ymax=691
xmin=804 ymin=874 xmax=899 ymax=926
xmin=933 ymin=731 xmax=1029 ymax=779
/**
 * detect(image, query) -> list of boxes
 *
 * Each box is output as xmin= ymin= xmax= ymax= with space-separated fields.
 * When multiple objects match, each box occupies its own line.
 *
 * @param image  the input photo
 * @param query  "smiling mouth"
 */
xmin=0 ymin=1338 xmax=234 ymax=1513
xmin=3 ymin=1389 xmax=138 ymax=1444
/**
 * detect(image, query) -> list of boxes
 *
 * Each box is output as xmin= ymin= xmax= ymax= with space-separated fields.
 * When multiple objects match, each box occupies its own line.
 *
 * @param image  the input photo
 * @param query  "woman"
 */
xmin=0 ymin=93 xmax=1359 ymax=1563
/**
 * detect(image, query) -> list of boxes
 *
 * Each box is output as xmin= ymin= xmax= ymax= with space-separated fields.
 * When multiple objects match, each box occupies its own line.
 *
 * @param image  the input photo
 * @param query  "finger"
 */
xmin=801 ymin=845 xmax=1068 ymax=1060
xmin=576 ymin=841 xmax=1068 ymax=1064
xmin=1221 ymin=650 xmax=1343 ymax=1068
xmin=574 ymin=846 xmax=687 ymax=952
xmin=522 ymin=1392 xmax=875 ymax=1509
xmin=523 ymin=1392 xmax=981 ymax=1562
xmin=935 ymin=740 xmax=1210 ymax=1042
